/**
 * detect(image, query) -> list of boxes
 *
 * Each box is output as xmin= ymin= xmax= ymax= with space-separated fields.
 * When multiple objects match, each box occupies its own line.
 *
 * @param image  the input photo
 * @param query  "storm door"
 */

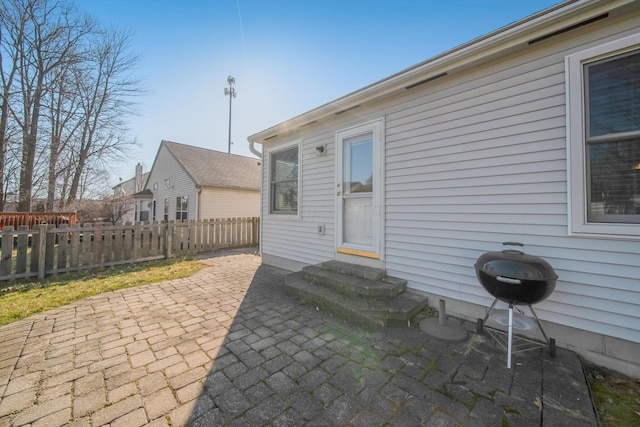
xmin=336 ymin=120 xmax=383 ymax=258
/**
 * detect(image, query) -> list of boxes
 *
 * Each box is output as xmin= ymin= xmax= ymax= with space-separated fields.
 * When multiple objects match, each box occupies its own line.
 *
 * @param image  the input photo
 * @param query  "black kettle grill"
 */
xmin=475 ymin=242 xmax=557 ymax=368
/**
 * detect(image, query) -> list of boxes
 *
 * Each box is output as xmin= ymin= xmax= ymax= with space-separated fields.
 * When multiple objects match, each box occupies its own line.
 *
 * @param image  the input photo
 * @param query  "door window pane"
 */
xmin=343 ymin=198 xmax=372 ymax=246
xmin=344 ymin=133 xmax=373 ymax=194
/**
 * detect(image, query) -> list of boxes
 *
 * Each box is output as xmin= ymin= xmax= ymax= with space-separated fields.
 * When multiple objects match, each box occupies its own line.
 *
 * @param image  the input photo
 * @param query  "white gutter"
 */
xmin=247 ymin=0 xmax=632 ymax=143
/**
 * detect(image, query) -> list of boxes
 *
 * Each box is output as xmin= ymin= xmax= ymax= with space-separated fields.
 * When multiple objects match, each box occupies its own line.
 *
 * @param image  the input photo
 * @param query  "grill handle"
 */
xmin=502 ymin=241 xmax=524 ymax=255
xmin=502 ymin=241 xmax=524 ymax=247
xmin=496 ymin=276 xmax=522 ymax=285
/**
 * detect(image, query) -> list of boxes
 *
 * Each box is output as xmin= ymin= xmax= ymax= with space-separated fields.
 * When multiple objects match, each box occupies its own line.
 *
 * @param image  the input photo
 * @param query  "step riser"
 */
xmin=303 ymin=270 xmax=406 ymax=298
xmin=284 ymin=269 xmax=428 ymax=329
xmin=286 ymin=285 xmax=383 ymax=329
xmin=320 ymin=260 xmax=386 ymax=281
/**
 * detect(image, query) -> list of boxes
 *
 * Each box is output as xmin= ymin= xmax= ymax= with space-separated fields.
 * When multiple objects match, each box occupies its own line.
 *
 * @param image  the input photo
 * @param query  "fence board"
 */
xmin=124 ymin=223 xmax=132 ymax=260
xmin=1 ymin=226 xmax=14 ymax=276
xmin=16 ymin=226 xmax=29 ymax=274
xmin=93 ymin=224 xmax=103 ymax=266
xmin=82 ymin=224 xmax=93 ymax=266
xmin=45 ymin=226 xmax=55 ymax=272
xmin=133 ymin=223 xmax=142 ymax=260
xmin=70 ymin=228 xmax=80 ymax=269
xmin=31 ymin=229 xmax=41 ymax=274
xmin=57 ymin=225 xmax=68 ymax=270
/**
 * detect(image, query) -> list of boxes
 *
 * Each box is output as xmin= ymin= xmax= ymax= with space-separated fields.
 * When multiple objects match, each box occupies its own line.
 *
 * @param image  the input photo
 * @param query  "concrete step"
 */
xmin=318 ymin=260 xmax=387 ymax=281
xmin=302 ymin=265 xmax=407 ymax=298
xmin=284 ymin=271 xmax=428 ymax=329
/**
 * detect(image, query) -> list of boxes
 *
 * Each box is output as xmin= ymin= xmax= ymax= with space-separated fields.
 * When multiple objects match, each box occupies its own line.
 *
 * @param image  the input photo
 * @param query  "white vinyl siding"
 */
xmin=259 ymin=7 xmax=640 ymax=352
xmin=145 ymin=145 xmax=198 ymax=221
xmin=261 ymin=136 xmax=336 ymax=266
xmin=199 ymin=188 xmax=260 ymax=219
xmin=383 ymin=13 xmax=640 ymax=345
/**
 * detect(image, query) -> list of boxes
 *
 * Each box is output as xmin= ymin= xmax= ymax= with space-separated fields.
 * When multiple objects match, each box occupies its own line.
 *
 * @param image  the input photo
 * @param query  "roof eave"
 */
xmin=248 ymin=0 xmax=630 ymax=143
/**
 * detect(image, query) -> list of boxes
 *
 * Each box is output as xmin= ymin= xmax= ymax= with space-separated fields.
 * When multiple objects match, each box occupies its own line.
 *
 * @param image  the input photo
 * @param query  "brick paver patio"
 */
xmin=0 ymin=248 xmax=596 ymax=426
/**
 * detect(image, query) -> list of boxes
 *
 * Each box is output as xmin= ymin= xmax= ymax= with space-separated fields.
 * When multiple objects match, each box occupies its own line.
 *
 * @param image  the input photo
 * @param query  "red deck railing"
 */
xmin=0 ymin=212 xmax=77 ymax=230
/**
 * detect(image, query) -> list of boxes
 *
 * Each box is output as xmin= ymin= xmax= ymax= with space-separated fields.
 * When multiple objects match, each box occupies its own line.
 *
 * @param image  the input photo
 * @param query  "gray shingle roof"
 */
xmin=162 ymin=140 xmax=261 ymax=191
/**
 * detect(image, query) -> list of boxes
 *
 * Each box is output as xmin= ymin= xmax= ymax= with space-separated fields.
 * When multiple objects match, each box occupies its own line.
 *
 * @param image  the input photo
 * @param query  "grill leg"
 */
xmin=507 ymin=304 xmax=513 ymax=369
xmin=527 ymin=304 xmax=549 ymax=344
xmin=482 ymin=297 xmax=499 ymax=324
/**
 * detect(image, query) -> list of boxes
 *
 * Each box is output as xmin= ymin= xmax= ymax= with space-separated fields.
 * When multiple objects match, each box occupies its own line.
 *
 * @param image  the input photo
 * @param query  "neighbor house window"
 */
xmin=165 ymin=178 xmax=171 ymax=190
xmin=164 ymin=198 xmax=169 ymax=221
xmin=270 ymin=144 xmax=299 ymax=214
xmin=176 ymin=196 xmax=188 ymax=220
xmin=566 ymin=34 xmax=640 ymax=238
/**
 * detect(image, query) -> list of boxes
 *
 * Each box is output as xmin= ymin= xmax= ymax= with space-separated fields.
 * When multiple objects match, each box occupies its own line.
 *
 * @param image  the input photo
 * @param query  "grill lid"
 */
xmin=474 ymin=242 xmax=557 ymax=281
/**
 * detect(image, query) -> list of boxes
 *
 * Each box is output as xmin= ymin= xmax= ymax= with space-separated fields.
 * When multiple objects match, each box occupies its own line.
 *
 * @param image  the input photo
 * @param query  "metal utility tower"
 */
xmin=224 ymin=76 xmax=236 ymax=154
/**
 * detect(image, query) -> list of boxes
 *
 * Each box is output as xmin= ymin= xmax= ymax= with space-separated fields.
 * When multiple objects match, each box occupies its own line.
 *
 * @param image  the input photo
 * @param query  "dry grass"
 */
xmin=586 ymin=363 xmax=640 ymax=426
xmin=0 ymin=257 xmax=205 ymax=326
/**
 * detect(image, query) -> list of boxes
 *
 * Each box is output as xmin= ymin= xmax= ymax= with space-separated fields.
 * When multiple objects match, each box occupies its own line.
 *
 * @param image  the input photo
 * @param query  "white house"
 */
xmin=248 ymin=0 xmax=640 ymax=377
xmin=112 ymin=163 xmax=149 ymax=223
xmin=139 ymin=140 xmax=261 ymax=221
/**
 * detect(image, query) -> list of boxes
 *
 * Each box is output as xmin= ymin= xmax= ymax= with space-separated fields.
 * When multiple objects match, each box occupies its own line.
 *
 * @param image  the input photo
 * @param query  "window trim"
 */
xmin=164 ymin=197 xmax=169 ymax=221
xmin=176 ymin=196 xmax=188 ymax=221
xmin=268 ymin=140 xmax=301 ymax=219
xmin=565 ymin=32 xmax=640 ymax=239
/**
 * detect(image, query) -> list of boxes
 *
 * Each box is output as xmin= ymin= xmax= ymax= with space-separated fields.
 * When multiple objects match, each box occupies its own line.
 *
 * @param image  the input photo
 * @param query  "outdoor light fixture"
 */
xmin=224 ymin=76 xmax=236 ymax=154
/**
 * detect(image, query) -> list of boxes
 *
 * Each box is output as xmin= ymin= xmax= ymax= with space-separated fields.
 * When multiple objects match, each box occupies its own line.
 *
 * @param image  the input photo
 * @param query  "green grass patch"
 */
xmin=0 ymin=258 xmax=205 ymax=326
xmin=586 ymin=363 xmax=640 ymax=426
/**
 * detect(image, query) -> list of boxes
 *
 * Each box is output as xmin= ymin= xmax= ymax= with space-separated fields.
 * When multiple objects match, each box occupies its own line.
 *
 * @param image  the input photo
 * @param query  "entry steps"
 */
xmin=284 ymin=260 xmax=428 ymax=329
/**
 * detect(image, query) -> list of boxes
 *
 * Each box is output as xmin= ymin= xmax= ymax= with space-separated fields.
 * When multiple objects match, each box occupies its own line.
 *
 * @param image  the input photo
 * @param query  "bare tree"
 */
xmin=43 ymin=62 xmax=82 ymax=210
xmin=1 ymin=0 xmax=142 ymax=213
xmin=0 ymin=0 xmax=26 ymax=210
xmin=66 ymin=27 xmax=141 ymax=204
xmin=6 ymin=0 xmax=92 ymax=211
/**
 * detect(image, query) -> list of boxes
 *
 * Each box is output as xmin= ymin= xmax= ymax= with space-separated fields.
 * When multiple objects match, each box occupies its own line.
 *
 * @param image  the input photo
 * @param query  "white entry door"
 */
xmin=336 ymin=120 xmax=383 ymax=258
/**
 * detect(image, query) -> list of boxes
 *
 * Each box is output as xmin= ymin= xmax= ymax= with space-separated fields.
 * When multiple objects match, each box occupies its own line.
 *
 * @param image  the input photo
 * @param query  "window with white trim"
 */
xmin=176 ymin=196 xmax=188 ymax=221
xmin=269 ymin=144 xmax=299 ymax=215
xmin=566 ymin=34 xmax=640 ymax=238
xmin=164 ymin=198 xmax=169 ymax=221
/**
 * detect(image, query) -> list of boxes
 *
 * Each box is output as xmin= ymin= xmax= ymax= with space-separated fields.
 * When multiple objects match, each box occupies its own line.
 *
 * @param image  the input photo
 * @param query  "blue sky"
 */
xmin=75 ymin=0 xmax=562 ymax=185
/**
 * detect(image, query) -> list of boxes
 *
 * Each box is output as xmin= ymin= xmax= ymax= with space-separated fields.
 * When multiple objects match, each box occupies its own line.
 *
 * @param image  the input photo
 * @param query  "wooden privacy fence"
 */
xmin=0 ymin=217 xmax=259 ymax=281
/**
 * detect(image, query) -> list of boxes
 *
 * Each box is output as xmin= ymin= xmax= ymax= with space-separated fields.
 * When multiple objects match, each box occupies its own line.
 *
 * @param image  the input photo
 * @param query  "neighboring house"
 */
xmin=142 ymin=140 xmax=260 ymax=221
xmin=248 ymin=0 xmax=640 ymax=377
xmin=112 ymin=163 xmax=149 ymax=223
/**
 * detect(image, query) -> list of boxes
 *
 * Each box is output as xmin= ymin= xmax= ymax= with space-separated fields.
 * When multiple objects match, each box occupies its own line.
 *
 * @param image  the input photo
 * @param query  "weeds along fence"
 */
xmin=0 ymin=217 xmax=259 ymax=282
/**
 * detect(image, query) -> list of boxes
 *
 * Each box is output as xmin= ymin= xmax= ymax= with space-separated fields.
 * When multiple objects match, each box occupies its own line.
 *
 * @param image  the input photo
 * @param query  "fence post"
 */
xmin=166 ymin=221 xmax=173 ymax=259
xmin=37 ymin=224 xmax=47 ymax=280
xmin=252 ymin=217 xmax=259 ymax=246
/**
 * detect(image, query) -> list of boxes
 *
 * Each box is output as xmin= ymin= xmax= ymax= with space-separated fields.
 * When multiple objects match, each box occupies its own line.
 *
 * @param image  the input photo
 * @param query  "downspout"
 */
xmin=248 ymin=138 xmax=263 ymax=255
xmin=249 ymin=139 xmax=263 ymax=159
xmin=196 ymin=185 xmax=202 ymax=220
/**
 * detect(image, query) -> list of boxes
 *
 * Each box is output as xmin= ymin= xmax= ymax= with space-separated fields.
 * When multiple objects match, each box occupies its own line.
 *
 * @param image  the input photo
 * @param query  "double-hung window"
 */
xmin=269 ymin=144 xmax=299 ymax=215
xmin=176 ymin=196 xmax=188 ymax=221
xmin=566 ymin=33 xmax=640 ymax=238
xmin=164 ymin=198 xmax=169 ymax=221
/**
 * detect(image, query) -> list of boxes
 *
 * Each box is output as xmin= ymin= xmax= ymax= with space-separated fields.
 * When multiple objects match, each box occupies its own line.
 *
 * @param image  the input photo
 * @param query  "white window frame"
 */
xmin=565 ymin=33 xmax=640 ymax=239
xmin=268 ymin=140 xmax=301 ymax=219
xmin=176 ymin=196 xmax=188 ymax=221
